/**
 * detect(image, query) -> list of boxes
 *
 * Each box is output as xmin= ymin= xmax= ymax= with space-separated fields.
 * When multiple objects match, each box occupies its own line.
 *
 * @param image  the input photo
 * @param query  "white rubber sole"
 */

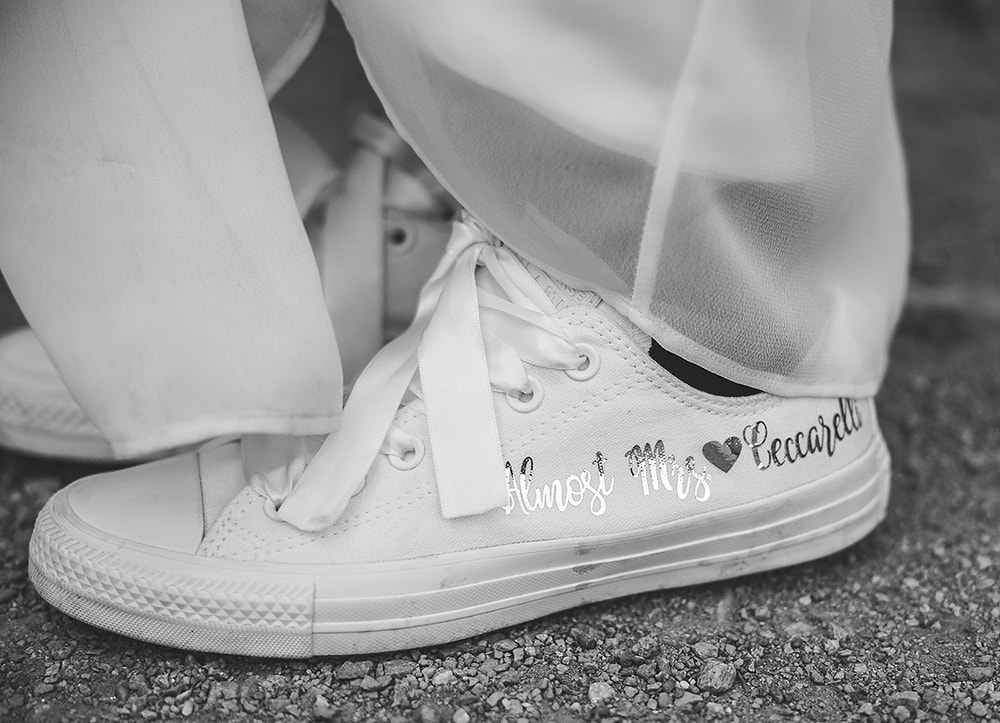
xmin=0 ymin=327 xmax=119 ymax=462
xmin=29 ymin=433 xmax=890 ymax=657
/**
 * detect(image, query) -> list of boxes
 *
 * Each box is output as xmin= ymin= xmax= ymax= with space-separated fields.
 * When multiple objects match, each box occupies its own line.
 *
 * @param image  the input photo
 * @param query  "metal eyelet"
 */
xmin=385 ymin=212 xmax=418 ymax=255
xmin=387 ymin=436 xmax=425 ymax=471
xmin=565 ymin=343 xmax=600 ymax=382
xmin=506 ymin=376 xmax=544 ymax=413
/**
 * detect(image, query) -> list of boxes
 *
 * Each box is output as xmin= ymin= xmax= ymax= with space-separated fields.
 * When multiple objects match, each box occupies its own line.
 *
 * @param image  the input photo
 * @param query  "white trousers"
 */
xmin=0 ymin=1 xmax=908 ymax=456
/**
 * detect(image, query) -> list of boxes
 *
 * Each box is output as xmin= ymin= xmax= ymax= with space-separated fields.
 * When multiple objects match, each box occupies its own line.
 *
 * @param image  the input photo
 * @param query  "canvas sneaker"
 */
xmin=0 ymin=112 xmax=452 ymax=462
xmin=29 ymin=219 xmax=891 ymax=657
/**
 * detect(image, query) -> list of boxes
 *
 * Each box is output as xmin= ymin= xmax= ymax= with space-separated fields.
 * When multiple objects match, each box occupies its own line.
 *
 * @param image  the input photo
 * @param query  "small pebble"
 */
xmin=313 ymin=694 xmax=337 ymax=721
xmin=968 ymin=667 xmax=995 ymax=682
xmin=588 ymin=681 xmax=615 ymax=705
xmin=784 ymin=621 xmax=815 ymax=638
xmin=698 ymin=661 xmax=736 ymax=693
xmin=636 ymin=663 xmax=657 ymax=679
xmin=633 ymin=636 xmax=660 ymax=659
xmin=923 ymin=690 xmax=951 ymax=714
xmin=359 ymin=675 xmax=391 ymax=692
xmin=571 ymin=627 xmax=598 ymax=650
xmin=420 ymin=704 xmax=443 ymax=723
xmin=432 ymin=670 xmax=455 ymax=686
xmin=970 ymin=701 xmax=989 ymax=718
xmin=335 ymin=660 xmax=373 ymax=680
xmin=693 ymin=641 xmax=718 ymax=659
xmin=889 ymin=691 xmax=920 ymax=712
xmin=382 ymin=660 xmax=417 ymax=677
xmin=675 ymin=692 xmax=703 ymax=709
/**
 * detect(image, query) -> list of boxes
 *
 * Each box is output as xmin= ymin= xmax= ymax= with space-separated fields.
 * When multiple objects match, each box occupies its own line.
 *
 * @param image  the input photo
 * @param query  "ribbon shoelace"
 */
xmin=255 ymin=219 xmax=588 ymax=531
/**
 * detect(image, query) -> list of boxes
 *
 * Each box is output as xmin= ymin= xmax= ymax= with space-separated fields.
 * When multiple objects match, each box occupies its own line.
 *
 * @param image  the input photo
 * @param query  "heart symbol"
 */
xmin=702 ymin=436 xmax=742 ymax=473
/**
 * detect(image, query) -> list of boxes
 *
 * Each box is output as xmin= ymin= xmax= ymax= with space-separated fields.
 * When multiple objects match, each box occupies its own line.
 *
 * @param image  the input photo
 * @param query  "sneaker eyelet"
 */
xmin=385 ymin=214 xmax=417 ymax=255
xmin=387 ymin=436 xmax=425 ymax=471
xmin=565 ymin=343 xmax=600 ymax=382
xmin=506 ymin=375 xmax=544 ymax=413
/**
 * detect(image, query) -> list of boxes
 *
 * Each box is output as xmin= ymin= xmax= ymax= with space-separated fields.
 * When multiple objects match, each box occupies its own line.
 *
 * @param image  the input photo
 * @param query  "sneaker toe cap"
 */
xmin=66 ymin=452 xmax=204 ymax=554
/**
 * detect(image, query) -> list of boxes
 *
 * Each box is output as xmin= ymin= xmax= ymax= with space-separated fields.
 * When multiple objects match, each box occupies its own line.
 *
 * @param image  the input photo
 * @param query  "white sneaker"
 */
xmin=0 ymin=112 xmax=452 ymax=462
xmin=29 ymin=220 xmax=890 ymax=657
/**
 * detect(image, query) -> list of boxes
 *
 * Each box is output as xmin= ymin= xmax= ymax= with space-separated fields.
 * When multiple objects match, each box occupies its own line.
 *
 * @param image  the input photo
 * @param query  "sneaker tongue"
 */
xmin=518 ymin=253 xmax=653 ymax=352
xmin=520 ymin=259 xmax=602 ymax=312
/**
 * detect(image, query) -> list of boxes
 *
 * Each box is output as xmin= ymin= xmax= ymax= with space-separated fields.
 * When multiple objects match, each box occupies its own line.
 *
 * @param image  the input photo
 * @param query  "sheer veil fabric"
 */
xmin=336 ymin=0 xmax=909 ymax=397
xmin=0 ymin=1 xmax=908 ymax=455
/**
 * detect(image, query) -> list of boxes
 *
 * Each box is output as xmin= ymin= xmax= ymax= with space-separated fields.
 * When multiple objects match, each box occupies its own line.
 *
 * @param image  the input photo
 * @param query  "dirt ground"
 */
xmin=1 ymin=3 xmax=999 ymax=721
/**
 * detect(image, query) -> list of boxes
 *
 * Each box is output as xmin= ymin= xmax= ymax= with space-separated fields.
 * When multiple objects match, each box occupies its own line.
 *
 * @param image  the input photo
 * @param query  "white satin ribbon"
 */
xmin=271 ymin=219 xmax=584 ymax=531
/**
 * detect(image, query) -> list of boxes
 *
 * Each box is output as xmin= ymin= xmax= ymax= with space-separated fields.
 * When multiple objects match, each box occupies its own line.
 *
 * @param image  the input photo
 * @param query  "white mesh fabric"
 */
xmin=336 ymin=0 xmax=909 ymax=396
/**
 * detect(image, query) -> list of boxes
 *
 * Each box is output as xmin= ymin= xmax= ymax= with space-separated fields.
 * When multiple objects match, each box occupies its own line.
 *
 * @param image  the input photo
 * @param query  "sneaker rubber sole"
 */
xmin=29 ymin=431 xmax=890 ymax=657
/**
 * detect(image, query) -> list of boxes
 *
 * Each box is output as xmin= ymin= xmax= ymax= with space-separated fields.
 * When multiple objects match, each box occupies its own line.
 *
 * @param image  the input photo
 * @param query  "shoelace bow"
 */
xmin=267 ymin=219 xmax=588 ymax=531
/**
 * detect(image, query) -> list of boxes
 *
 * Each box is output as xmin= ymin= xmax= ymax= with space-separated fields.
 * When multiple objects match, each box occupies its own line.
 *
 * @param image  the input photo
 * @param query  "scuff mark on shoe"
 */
xmin=439 ymin=574 xmax=468 ymax=590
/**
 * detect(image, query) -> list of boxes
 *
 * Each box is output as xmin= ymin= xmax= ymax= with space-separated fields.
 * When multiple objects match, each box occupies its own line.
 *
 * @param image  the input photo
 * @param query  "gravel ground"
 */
xmin=2 ymin=3 xmax=999 ymax=722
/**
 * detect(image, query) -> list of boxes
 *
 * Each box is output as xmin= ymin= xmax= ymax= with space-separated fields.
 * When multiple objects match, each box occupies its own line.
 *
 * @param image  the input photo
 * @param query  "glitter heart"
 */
xmin=702 ymin=436 xmax=742 ymax=473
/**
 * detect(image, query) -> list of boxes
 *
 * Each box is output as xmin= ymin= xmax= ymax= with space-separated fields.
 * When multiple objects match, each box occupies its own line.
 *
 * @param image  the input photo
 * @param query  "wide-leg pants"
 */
xmin=0 ymin=0 xmax=908 ymax=456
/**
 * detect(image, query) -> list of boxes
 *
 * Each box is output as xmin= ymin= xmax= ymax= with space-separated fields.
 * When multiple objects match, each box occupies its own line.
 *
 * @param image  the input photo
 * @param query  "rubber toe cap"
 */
xmin=67 ymin=452 xmax=204 ymax=554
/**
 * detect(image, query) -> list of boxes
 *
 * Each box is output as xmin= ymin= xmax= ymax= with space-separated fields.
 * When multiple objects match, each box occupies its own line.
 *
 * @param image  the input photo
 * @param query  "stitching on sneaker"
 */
xmin=263 ymin=479 xmax=436 ymax=559
xmin=201 ymin=491 xmax=256 ymax=558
